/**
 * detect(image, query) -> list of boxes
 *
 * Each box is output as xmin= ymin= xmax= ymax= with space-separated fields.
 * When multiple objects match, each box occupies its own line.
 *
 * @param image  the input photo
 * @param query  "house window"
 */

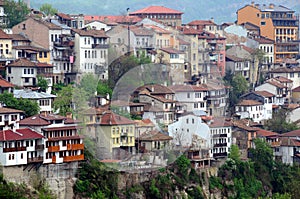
xmin=21 ymin=153 xmax=23 ymax=159
xmin=290 ymin=73 xmax=294 ymax=78
xmin=24 ymin=78 xmax=29 ymax=83
xmin=44 ymin=52 xmax=47 ymax=58
xmin=39 ymin=52 xmax=43 ymax=58
xmin=261 ymin=21 xmax=266 ymax=26
xmin=187 ymin=93 xmax=190 ymax=98
xmin=8 ymin=67 xmax=11 ymax=74
xmin=24 ymin=69 xmax=27 ymax=74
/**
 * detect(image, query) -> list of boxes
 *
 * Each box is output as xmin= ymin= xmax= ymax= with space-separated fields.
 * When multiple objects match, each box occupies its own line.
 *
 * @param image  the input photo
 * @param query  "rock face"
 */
xmin=1 ymin=162 xmax=78 ymax=199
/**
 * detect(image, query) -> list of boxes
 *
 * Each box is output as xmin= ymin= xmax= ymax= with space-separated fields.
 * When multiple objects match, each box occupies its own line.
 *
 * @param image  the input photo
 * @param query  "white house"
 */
xmin=235 ymin=99 xmax=264 ymax=123
xmin=168 ymin=114 xmax=211 ymax=151
xmin=255 ymin=80 xmax=287 ymax=105
xmin=0 ymin=106 xmax=24 ymax=130
xmin=84 ymin=20 xmax=112 ymax=31
xmin=14 ymin=89 xmax=56 ymax=114
xmin=168 ymin=84 xmax=208 ymax=112
xmin=208 ymin=117 xmax=232 ymax=158
xmin=0 ymin=128 xmax=45 ymax=166
xmin=72 ymin=29 xmax=110 ymax=81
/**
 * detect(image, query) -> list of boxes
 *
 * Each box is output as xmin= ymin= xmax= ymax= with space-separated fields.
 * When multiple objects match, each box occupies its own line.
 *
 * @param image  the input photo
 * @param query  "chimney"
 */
xmin=210 ymin=17 xmax=214 ymax=23
xmin=251 ymin=1 xmax=255 ymax=6
xmin=269 ymin=4 xmax=274 ymax=9
xmin=66 ymin=112 xmax=73 ymax=119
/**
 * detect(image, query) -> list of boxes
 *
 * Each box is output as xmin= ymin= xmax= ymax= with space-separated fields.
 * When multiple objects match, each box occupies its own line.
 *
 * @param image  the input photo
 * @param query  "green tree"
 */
xmin=37 ymin=76 xmax=48 ymax=92
xmin=79 ymin=73 xmax=98 ymax=98
xmin=265 ymin=108 xmax=298 ymax=133
xmin=3 ymin=0 xmax=30 ymax=28
xmin=0 ymin=92 xmax=39 ymax=117
xmin=97 ymin=81 xmax=112 ymax=98
xmin=228 ymin=144 xmax=240 ymax=162
xmin=39 ymin=3 xmax=58 ymax=16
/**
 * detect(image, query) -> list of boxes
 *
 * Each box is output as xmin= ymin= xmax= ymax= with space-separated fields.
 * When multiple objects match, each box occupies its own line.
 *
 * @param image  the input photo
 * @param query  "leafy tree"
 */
xmin=79 ymin=73 xmax=98 ymax=98
xmin=264 ymin=108 xmax=298 ymax=133
xmin=228 ymin=144 xmax=240 ymax=162
xmin=97 ymin=81 xmax=112 ymax=98
xmin=37 ymin=76 xmax=48 ymax=92
xmin=0 ymin=92 xmax=39 ymax=117
xmin=3 ymin=0 xmax=30 ymax=28
xmin=39 ymin=3 xmax=58 ymax=16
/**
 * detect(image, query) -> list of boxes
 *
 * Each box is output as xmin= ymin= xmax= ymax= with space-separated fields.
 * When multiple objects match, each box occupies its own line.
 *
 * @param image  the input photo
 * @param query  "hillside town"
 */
xmin=0 ymin=0 xmax=300 ymax=198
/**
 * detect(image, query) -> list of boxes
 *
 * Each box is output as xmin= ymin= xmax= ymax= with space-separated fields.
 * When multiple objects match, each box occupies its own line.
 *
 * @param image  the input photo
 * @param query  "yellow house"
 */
xmin=98 ymin=111 xmax=135 ymax=159
xmin=237 ymin=3 xmax=299 ymax=63
xmin=0 ymin=29 xmax=13 ymax=60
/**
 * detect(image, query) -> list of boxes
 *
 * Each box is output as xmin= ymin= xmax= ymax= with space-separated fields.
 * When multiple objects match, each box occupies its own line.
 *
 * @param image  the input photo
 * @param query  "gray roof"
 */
xmin=258 ymin=4 xmax=293 ymax=12
xmin=14 ymin=89 xmax=56 ymax=99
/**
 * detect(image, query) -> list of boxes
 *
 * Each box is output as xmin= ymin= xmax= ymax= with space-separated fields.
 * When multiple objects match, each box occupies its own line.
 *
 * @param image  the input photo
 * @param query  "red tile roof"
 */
xmin=160 ymin=48 xmax=184 ymax=54
xmin=188 ymin=20 xmax=216 ymax=26
xmin=72 ymin=29 xmax=109 ymax=38
xmin=270 ymin=67 xmax=300 ymax=73
xmin=0 ymin=29 xmax=11 ymax=39
xmin=84 ymin=15 xmax=141 ymax=24
xmin=130 ymin=6 xmax=183 ymax=15
xmin=208 ymin=117 xmax=232 ymax=128
xmin=273 ymin=76 xmax=293 ymax=83
xmin=0 ymin=76 xmax=14 ymax=88
xmin=135 ymin=84 xmax=174 ymax=95
xmin=144 ymin=24 xmax=171 ymax=34
xmin=100 ymin=112 xmax=135 ymax=125
xmin=253 ymin=90 xmax=275 ymax=97
xmin=19 ymin=115 xmax=51 ymax=126
xmin=281 ymin=129 xmax=300 ymax=137
xmin=280 ymin=137 xmax=300 ymax=147
xmin=0 ymin=107 xmax=23 ymax=114
xmin=0 ymin=128 xmax=44 ymax=141
xmin=292 ymin=86 xmax=300 ymax=92
xmin=130 ymin=27 xmax=154 ymax=36
xmin=255 ymin=128 xmax=278 ymax=137
xmin=252 ymin=35 xmax=274 ymax=44
xmin=237 ymin=99 xmax=263 ymax=106
xmin=139 ymin=130 xmax=172 ymax=141
xmin=56 ymin=13 xmax=72 ymax=20
xmin=168 ymin=84 xmax=208 ymax=92
xmin=10 ymin=34 xmax=30 ymax=41
xmin=266 ymin=80 xmax=286 ymax=88
xmin=7 ymin=58 xmax=53 ymax=68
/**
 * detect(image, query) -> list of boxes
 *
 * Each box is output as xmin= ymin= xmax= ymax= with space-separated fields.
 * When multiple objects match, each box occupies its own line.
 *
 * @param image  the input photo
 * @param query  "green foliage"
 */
xmin=79 ymin=73 xmax=98 ymax=98
xmin=264 ymin=108 xmax=298 ymax=133
xmin=228 ymin=144 xmax=240 ymax=163
xmin=37 ymin=76 xmax=49 ymax=92
xmin=39 ymin=3 xmax=58 ymax=16
xmin=209 ymin=176 xmax=223 ymax=190
xmin=51 ymin=82 xmax=67 ymax=95
xmin=97 ymin=80 xmax=113 ymax=97
xmin=3 ymin=0 xmax=30 ymax=28
xmin=0 ymin=92 xmax=39 ymax=117
xmin=74 ymin=149 xmax=119 ymax=198
xmin=53 ymin=85 xmax=88 ymax=117
xmin=175 ymin=155 xmax=191 ymax=181
xmin=187 ymin=185 xmax=204 ymax=199
xmin=149 ymin=179 xmax=160 ymax=199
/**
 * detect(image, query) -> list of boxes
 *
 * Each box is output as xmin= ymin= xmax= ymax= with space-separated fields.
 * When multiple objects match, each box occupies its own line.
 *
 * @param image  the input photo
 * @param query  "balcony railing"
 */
xmin=67 ymin=143 xmax=84 ymax=151
xmin=35 ymin=144 xmax=44 ymax=150
xmin=63 ymin=154 xmax=84 ymax=162
xmin=3 ymin=146 xmax=26 ymax=153
xmin=213 ymin=152 xmax=228 ymax=157
xmin=92 ymin=44 xmax=109 ymax=49
xmin=28 ymin=157 xmax=43 ymax=163
xmin=214 ymin=143 xmax=228 ymax=147
xmin=48 ymin=145 xmax=60 ymax=152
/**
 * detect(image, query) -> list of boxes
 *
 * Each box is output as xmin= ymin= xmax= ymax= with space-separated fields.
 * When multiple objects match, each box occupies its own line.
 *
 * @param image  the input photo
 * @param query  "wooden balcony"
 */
xmin=48 ymin=145 xmax=60 ymax=152
xmin=28 ymin=157 xmax=43 ymax=163
xmin=52 ymin=156 xmax=56 ymax=164
xmin=3 ymin=146 xmax=26 ymax=153
xmin=67 ymin=143 xmax=84 ymax=150
xmin=63 ymin=154 xmax=84 ymax=162
xmin=35 ymin=144 xmax=44 ymax=150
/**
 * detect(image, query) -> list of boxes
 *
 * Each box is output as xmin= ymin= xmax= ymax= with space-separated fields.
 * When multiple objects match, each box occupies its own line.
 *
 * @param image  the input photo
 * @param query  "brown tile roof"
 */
xmin=13 ymin=45 xmax=49 ymax=52
xmin=130 ymin=27 xmax=154 ymax=36
xmin=40 ymin=114 xmax=66 ymax=121
xmin=141 ymin=93 xmax=176 ymax=103
xmin=139 ymin=130 xmax=172 ymax=141
xmin=56 ymin=13 xmax=72 ymax=20
xmin=144 ymin=24 xmax=171 ymax=34
xmin=226 ymin=54 xmax=246 ymax=62
xmin=7 ymin=58 xmax=53 ymax=68
xmin=253 ymin=90 xmax=275 ymax=97
xmin=255 ymin=128 xmax=278 ymax=137
xmin=160 ymin=48 xmax=184 ymax=54
xmin=252 ymin=36 xmax=274 ymax=44
xmin=0 ymin=76 xmax=14 ymax=88
xmin=280 ymin=137 xmax=300 ymax=147
xmin=178 ymin=37 xmax=190 ymax=45
xmin=19 ymin=115 xmax=51 ymax=126
xmin=168 ymin=84 xmax=208 ymax=92
xmin=100 ymin=112 xmax=135 ymax=125
xmin=134 ymin=119 xmax=155 ymax=127
xmin=208 ymin=117 xmax=232 ymax=128
xmin=188 ymin=20 xmax=216 ymax=26
xmin=84 ymin=15 xmax=141 ymax=24
xmin=0 ymin=107 xmax=23 ymax=114
xmin=31 ymin=17 xmax=62 ymax=30
xmin=72 ymin=29 xmax=109 ymax=38
xmin=270 ymin=67 xmax=300 ymax=73
xmin=237 ymin=99 xmax=263 ymax=106
xmin=273 ymin=76 xmax=293 ymax=83
xmin=10 ymin=34 xmax=30 ymax=41
xmin=0 ymin=29 xmax=11 ymax=39
xmin=130 ymin=6 xmax=183 ymax=15
xmin=266 ymin=80 xmax=286 ymax=88
xmin=280 ymin=129 xmax=300 ymax=137
xmin=241 ymin=45 xmax=255 ymax=54
xmin=135 ymin=84 xmax=174 ymax=95
xmin=180 ymin=27 xmax=201 ymax=35
xmin=292 ymin=86 xmax=300 ymax=92
xmin=232 ymin=119 xmax=258 ymax=131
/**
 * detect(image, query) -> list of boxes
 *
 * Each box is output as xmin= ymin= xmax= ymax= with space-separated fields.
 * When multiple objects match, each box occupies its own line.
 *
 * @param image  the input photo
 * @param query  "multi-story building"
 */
xmin=168 ymin=84 xmax=208 ymax=113
xmin=0 ymin=29 xmax=14 ymax=65
xmin=0 ymin=127 xmax=45 ymax=166
xmin=97 ymin=111 xmax=135 ymax=159
xmin=18 ymin=113 xmax=84 ymax=164
xmin=6 ymin=58 xmax=53 ymax=89
xmin=269 ymin=67 xmax=300 ymax=89
xmin=208 ymin=117 xmax=232 ymax=159
xmin=0 ymin=75 xmax=14 ymax=93
xmin=0 ymin=106 xmax=23 ymax=130
xmin=129 ymin=6 xmax=183 ymax=27
xmin=72 ymin=29 xmax=109 ymax=81
xmin=235 ymin=99 xmax=264 ymax=123
xmin=237 ymin=2 xmax=299 ymax=62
